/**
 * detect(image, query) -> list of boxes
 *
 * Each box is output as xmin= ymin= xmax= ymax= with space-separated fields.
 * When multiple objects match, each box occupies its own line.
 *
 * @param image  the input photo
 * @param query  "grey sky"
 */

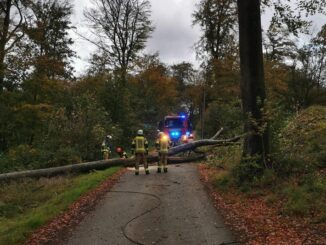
xmin=70 ymin=0 xmax=202 ymax=75
xmin=70 ymin=0 xmax=325 ymax=76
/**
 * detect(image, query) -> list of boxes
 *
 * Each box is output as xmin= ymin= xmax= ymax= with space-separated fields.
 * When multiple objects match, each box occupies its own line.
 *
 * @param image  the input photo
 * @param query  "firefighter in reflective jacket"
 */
xmin=155 ymin=132 xmax=170 ymax=173
xmin=101 ymin=135 xmax=112 ymax=160
xmin=131 ymin=129 xmax=149 ymax=175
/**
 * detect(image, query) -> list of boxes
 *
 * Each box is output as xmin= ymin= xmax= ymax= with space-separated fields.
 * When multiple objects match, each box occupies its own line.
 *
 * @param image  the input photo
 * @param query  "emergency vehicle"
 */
xmin=158 ymin=114 xmax=193 ymax=145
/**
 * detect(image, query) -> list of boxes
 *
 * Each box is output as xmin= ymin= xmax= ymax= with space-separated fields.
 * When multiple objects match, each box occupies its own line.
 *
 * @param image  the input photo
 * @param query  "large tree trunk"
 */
xmin=0 ymin=54 xmax=5 ymax=92
xmin=0 ymin=135 xmax=241 ymax=181
xmin=237 ymin=0 xmax=269 ymax=161
xmin=0 ymin=0 xmax=12 ymax=93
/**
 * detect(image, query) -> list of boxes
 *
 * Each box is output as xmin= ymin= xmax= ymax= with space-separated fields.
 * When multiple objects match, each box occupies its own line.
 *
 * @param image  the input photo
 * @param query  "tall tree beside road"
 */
xmin=0 ymin=0 xmax=26 ymax=92
xmin=16 ymin=0 xmax=75 ymax=146
xmin=193 ymin=0 xmax=237 ymax=61
xmin=27 ymin=0 xmax=75 ymax=82
xmin=84 ymin=0 xmax=154 ymax=84
xmin=193 ymin=0 xmax=238 ymax=138
xmin=237 ymin=0 xmax=269 ymax=163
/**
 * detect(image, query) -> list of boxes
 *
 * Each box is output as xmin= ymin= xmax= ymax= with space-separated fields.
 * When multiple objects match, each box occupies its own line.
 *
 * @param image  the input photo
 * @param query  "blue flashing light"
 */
xmin=180 ymin=115 xmax=186 ymax=119
xmin=186 ymin=131 xmax=190 ymax=136
xmin=170 ymin=131 xmax=181 ymax=139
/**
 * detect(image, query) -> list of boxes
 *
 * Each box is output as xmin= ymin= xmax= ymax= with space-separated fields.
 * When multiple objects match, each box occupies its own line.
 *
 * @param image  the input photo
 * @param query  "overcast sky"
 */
xmin=70 ymin=0 xmax=325 ymax=76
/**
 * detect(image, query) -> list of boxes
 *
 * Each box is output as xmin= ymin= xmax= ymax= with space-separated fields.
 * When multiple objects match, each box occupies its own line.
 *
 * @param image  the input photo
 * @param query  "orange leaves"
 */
xmin=264 ymin=60 xmax=289 ymax=99
xmin=198 ymin=164 xmax=326 ymax=245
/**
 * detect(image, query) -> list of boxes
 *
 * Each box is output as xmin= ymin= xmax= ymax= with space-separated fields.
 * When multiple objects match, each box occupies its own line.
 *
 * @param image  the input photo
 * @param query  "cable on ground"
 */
xmin=109 ymin=190 xmax=162 ymax=245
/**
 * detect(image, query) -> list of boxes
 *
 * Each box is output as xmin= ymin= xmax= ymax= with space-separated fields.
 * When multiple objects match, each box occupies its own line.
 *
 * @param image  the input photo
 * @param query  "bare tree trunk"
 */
xmin=237 ymin=0 xmax=269 ymax=161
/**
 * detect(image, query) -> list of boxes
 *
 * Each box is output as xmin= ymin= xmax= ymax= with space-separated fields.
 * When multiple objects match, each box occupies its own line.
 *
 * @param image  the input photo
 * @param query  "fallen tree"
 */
xmin=0 ymin=130 xmax=242 ymax=181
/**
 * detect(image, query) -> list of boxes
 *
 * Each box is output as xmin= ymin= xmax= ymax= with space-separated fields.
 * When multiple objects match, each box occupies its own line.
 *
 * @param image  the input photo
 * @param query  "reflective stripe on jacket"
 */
xmin=156 ymin=138 xmax=169 ymax=154
xmin=132 ymin=136 xmax=148 ymax=153
xmin=101 ymin=144 xmax=110 ymax=153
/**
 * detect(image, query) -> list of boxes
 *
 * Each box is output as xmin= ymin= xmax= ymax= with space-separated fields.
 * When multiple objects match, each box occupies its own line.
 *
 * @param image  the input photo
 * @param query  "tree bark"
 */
xmin=0 ymin=0 xmax=12 ymax=92
xmin=0 ymin=135 xmax=242 ymax=181
xmin=237 ymin=0 xmax=269 ymax=160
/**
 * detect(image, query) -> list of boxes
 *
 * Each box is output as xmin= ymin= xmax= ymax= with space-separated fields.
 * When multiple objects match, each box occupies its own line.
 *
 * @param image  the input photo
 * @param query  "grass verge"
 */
xmin=0 ymin=167 xmax=121 ymax=245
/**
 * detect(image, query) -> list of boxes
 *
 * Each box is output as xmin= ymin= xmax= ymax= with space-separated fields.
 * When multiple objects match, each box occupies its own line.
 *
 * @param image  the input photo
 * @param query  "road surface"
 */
xmin=63 ymin=164 xmax=236 ymax=245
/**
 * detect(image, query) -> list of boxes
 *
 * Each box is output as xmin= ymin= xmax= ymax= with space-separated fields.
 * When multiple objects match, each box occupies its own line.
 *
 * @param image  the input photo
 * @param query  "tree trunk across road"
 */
xmin=0 ymin=134 xmax=241 ymax=181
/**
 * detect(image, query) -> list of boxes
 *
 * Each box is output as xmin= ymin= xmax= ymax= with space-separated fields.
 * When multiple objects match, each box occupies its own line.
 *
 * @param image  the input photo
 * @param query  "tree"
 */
xmin=22 ymin=0 xmax=75 ymax=103
xmin=170 ymin=62 xmax=201 ymax=126
xmin=193 ymin=0 xmax=239 ymax=138
xmin=27 ymin=0 xmax=75 ymax=81
xmin=285 ymin=26 xmax=326 ymax=110
xmin=237 ymin=0 xmax=269 ymax=162
xmin=193 ymin=0 xmax=237 ymax=61
xmin=0 ymin=0 xmax=27 ymax=92
xmin=84 ymin=0 xmax=154 ymax=84
xmin=130 ymin=54 xmax=178 ymax=126
xmin=265 ymin=0 xmax=326 ymax=37
xmin=264 ymin=23 xmax=297 ymax=62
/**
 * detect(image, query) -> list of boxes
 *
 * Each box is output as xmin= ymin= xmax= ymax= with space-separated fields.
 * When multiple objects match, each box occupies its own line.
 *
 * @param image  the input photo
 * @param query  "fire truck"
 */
xmin=158 ymin=114 xmax=193 ymax=145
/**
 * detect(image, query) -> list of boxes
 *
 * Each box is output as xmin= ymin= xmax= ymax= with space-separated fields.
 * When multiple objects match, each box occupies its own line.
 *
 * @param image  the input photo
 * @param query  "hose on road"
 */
xmin=109 ymin=190 xmax=162 ymax=245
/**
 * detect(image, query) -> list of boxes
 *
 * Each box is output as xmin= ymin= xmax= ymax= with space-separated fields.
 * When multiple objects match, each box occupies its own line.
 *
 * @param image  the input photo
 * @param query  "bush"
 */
xmin=0 ymin=145 xmax=83 ymax=173
xmin=274 ymin=156 xmax=313 ymax=177
xmin=283 ymin=188 xmax=310 ymax=216
xmin=0 ymin=145 xmax=42 ymax=173
xmin=35 ymin=147 xmax=81 ymax=169
xmin=282 ymin=174 xmax=326 ymax=217
xmin=197 ymin=100 xmax=243 ymax=138
xmin=279 ymin=106 xmax=326 ymax=173
xmin=213 ymin=173 xmax=232 ymax=190
xmin=232 ymin=155 xmax=265 ymax=185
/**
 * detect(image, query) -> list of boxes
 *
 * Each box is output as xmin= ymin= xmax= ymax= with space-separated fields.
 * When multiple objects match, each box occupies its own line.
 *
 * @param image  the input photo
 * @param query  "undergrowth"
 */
xmin=207 ymin=106 xmax=326 ymax=221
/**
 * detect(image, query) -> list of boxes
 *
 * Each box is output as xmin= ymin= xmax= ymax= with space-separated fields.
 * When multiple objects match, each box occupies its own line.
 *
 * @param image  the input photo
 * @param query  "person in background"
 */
xmin=116 ymin=146 xmax=128 ymax=159
xmin=101 ymin=135 xmax=112 ymax=160
xmin=131 ymin=129 xmax=149 ymax=175
xmin=155 ymin=132 xmax=171 ymax=173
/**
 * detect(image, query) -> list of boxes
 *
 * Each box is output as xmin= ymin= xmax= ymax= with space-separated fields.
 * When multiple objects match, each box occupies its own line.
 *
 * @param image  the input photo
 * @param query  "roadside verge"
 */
xmin=0 ymin=167 xmax=126 ymax=245
xmin=198 ymin=164 xmax=326 ymax=245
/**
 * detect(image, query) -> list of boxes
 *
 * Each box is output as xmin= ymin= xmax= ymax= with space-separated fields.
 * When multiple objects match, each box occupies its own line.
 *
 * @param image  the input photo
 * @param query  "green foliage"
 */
xmin=279 ymin=106 xmax=326 ymax=173
xmin=200 ymin=100 xmax=243 ymax=138
xmin=283 ymin=188 xmax=310 ymax=216
xmin=282 ymin=174 xmax=326 ymax=217
xmin=213 ymin=173 xmax=232 ymax=190
xmin=232 ymin=155 xmax=265 ymax=185
xmin=206 ymin=145 xmax=240 ymax=190
xmin=0 ymin=145 xmax=40 ymax=172
xmin=0 ymin=167 xmax=120 ymax=245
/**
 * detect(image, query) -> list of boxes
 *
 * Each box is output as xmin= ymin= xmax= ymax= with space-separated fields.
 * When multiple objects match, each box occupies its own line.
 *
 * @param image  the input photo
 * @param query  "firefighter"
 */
xmin=155 ymin=132 xmax=170 ymax=173
xmin=101 ymin=135 xmax=112 ymax=160
xmin=116 ymin=146 xmax=128 ymax=159
xmin=131 ymin=129 xmax=149 ymax=175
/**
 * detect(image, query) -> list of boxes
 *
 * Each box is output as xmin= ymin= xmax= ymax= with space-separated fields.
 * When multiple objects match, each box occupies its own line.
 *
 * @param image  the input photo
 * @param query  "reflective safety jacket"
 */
xmin=131 ymin=136 xmax=148 ymax=153
xmin=155 ymin=137 xmax=170 ymax=154
xmin=101 ymin=143 xmax=110 ymax=153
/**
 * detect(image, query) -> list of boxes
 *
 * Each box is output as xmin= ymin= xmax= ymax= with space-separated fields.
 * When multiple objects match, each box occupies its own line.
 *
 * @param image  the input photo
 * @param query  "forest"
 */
xmin=0 ymin=0 xmax=326 ymax=243
xmin=1 ymin=0 xmax=324 ymax=171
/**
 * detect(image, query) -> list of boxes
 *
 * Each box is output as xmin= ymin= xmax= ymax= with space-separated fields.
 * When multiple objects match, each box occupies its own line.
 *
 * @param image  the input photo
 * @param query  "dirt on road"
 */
xmin=63 ymin=164 xmax=236 ymax=245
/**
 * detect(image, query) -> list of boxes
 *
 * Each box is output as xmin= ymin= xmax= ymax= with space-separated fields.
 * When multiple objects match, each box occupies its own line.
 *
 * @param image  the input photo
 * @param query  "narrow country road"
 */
xmin=63 ymin=164 xmax=237 ymax=245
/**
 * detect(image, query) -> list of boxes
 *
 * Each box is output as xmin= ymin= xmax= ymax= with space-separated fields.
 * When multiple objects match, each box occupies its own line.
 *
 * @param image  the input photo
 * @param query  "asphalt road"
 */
xmin=63 ymin=164 xmax=236 ymax=245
